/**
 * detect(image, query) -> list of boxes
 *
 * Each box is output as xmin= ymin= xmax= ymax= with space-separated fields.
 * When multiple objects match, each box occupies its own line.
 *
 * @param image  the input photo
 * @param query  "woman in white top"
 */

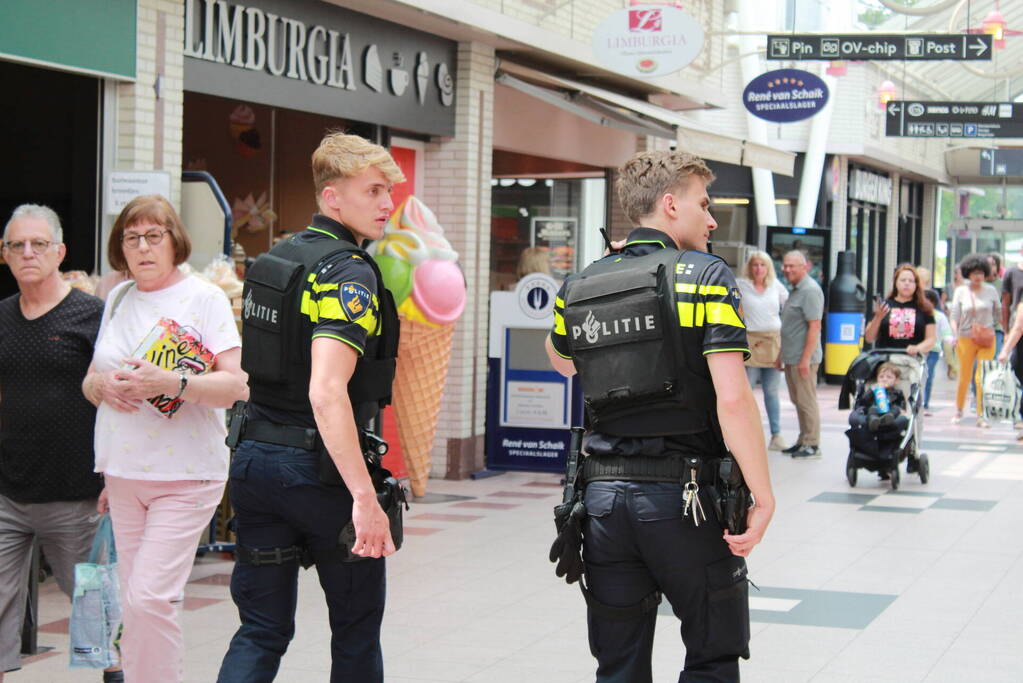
xmin=737 ymin=251 xmax=789 ymax=450
xmin=82 ymin=196 xmax=247 ymax=682
xmin=949 ymin=253 xmax=1001 ymax=426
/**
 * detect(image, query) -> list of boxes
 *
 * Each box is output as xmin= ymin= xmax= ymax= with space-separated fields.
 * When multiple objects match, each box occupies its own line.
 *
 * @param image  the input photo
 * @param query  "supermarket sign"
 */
xmin=591 ymin=5 xmax=704 ymax=78
xmin=743 ymin=68 xmax=829 ymax=123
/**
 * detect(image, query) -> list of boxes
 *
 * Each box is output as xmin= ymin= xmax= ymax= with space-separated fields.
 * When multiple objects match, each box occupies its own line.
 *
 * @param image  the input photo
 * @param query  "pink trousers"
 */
xmin=106 ymin=476 xmax=224 ymax=682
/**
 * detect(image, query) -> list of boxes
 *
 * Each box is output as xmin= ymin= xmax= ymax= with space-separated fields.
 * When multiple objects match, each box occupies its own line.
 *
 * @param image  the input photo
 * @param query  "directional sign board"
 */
xmin=886 ymin=101 xmax=1023 ymax=138
xmin=767 ymin=34 xmax=991 ymax=61
xmin=980 ymin=149 xmax=1023 ymax=177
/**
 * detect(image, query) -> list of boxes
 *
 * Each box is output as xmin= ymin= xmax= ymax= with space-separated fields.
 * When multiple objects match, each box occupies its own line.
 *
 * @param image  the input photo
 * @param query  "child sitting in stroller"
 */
xmin=847 ymin=363 xmax=910 ymax=476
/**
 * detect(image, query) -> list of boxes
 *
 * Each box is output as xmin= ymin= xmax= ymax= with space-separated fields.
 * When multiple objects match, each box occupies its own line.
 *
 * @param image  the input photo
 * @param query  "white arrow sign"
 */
xmin=888 ymin=102 xmax=901 ymax=116
xmin=970 ymin=37 xmax=988 ymax=57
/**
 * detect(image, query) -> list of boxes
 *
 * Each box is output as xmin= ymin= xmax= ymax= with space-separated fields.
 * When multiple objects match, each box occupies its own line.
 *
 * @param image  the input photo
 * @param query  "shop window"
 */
xmin=708 ymin=198 xmax=749 ymax=244
xmin=490 ymin=177 xmax=605 ymax=292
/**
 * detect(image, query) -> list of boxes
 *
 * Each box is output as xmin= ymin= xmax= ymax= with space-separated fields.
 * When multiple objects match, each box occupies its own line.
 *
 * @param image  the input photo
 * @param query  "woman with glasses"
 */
xmin=81 ymin=195 xmax=247 ymax=682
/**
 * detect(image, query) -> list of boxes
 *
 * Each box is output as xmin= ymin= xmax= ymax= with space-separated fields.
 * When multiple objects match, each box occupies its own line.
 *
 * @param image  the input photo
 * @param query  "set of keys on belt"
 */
xmin=682 ymin=466 xmax=707 ymax=526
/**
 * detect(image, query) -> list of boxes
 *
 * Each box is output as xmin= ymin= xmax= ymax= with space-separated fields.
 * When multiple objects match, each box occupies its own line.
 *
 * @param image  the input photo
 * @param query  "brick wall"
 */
xmin=420 ymin=42 xmax=496 ymax=479
xmin=118 ymin=0 xmax=185 ymax=205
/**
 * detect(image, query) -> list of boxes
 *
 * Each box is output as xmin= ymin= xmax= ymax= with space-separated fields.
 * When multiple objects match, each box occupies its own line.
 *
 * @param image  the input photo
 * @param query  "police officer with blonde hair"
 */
xmin=218 ymin=133 xmax=403 ymax=682
xmin=546 ymin=150 xmax=775 ymax=682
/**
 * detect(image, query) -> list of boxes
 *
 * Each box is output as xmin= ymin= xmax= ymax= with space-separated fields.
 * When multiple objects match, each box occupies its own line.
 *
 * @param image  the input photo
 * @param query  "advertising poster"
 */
xmin=531 ymin=217 xmax=577 ymax=279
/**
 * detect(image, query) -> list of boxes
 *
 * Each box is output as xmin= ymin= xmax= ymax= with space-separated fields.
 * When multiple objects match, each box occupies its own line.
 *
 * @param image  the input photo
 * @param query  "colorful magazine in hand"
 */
xmin=127 ymin=317 xmax=214 ymax=418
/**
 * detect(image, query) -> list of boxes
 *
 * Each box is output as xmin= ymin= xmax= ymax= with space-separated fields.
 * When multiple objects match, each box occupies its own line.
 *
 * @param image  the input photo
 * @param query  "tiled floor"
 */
xmin=13 ymin=370 xmax=1023 ymax=681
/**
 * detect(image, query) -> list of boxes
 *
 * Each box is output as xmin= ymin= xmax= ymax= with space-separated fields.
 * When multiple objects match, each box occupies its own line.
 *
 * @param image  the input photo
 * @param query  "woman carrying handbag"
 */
xmin=949 ymin=254 xmax=1001 ymax=426
xmin=737 ymin=251 xmax=789 ymax=450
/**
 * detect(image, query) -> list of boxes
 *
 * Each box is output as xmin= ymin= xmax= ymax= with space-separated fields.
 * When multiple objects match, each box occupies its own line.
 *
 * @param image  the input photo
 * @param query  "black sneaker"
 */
xmin=782 ymin=442 xmax=803 ymax=454
xmin=906 ymin=456 xmax=918 ymax=474
xmin=792 ymin=445 xmax=821 ymax=459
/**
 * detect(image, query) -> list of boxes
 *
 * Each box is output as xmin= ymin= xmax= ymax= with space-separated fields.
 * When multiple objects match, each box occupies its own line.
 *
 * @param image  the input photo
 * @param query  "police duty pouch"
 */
xmin=563 ymin=249 xmax=683 ymax=426
xmin=338 ymin=474 xmax=408 ymax=562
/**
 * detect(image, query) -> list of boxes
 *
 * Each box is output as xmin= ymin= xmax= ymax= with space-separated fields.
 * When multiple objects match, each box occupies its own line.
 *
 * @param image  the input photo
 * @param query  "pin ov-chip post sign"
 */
xmin=592 ymin=4 xmax=705 ymax=78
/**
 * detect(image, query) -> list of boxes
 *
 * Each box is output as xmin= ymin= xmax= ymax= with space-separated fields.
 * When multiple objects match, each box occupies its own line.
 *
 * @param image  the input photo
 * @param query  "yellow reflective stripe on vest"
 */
xmin=318 ymin=296 xmax=344 ymax=320
xmin=675 ymin=283 xmax=697 ymax=294
xmin=678 ymin=301 xmax=706 ymax=327
xmin=699 ymin=285 xmax=729 ymax=296
xmin=705 ymin=301 xmax=745 ymax=328
xmin=300 ymin=290 xmax=319 ymax=322
xmin=553 ymin=309 xmax=566 ymax=335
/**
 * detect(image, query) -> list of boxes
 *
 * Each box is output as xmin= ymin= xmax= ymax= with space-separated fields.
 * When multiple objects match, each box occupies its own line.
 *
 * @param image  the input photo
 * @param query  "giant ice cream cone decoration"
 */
xmin=371 ymin=196 xmax=466 ymax=497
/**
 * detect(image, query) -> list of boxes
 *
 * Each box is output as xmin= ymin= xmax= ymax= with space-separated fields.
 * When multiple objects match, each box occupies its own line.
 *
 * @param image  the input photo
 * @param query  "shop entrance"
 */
xmin=846 ymin=201 xmax=888 ymax=302
xmin=182 ymin=91 xmax=376 ymax=262
xmin=0 ymin=61 xmax=99 ymax=298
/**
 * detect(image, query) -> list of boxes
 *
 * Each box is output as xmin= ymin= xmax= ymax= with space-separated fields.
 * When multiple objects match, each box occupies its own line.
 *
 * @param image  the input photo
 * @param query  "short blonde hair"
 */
xmin=516 ymin=247 xmax=550 ymax=279
xmin=108 ymin=195 xmax=191 ymax=273
xmin=312 ymin=132 xmax=405 ymax=204
xmin=742 ymin=250 xmax=776 ymax=287
xmin=616 ymin=150 xmax=715 ymax=224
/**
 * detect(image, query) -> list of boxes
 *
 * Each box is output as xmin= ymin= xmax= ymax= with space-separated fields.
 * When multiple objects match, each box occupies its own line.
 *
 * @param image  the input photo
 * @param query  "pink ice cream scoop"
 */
xmin=410 ymin=259 xmax=466 ymax=325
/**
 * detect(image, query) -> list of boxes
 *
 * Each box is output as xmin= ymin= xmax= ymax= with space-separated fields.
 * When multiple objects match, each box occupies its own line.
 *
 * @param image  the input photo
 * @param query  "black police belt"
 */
xmin=581 ymin=454 xmax=720 ymax=484
xmin=242 ymin=419 xmax=322 ymax=451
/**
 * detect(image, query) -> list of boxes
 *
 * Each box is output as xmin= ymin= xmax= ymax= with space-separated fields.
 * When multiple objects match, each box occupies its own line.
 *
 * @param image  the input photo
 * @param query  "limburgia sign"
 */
xmin=591 ymin=4 xmax=704 ymax=78
xmin=743 ymin=69 xmax=829 ymax=123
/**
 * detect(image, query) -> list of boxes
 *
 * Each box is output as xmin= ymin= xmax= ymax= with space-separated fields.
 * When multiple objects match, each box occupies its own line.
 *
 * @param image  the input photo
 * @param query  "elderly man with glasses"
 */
xmin=0 ymin=205 xmax=116 ymax=681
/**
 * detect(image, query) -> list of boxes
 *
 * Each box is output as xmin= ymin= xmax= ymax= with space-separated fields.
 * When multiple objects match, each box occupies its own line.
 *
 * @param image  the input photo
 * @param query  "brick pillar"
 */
xmin=885 ymin=172 xmax=900 ymax=281
xmin=920 ymin=184 xmax=937 ymax=272
xmin=420 ymin=42 xmax=495 ymax=480
xmin=118 ymin=0 xmax=184 ymax=205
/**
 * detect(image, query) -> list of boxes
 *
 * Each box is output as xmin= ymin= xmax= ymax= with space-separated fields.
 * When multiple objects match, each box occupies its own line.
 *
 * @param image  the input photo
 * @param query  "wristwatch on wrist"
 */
xmin=172 ymin=373 xmax=188 ymax=400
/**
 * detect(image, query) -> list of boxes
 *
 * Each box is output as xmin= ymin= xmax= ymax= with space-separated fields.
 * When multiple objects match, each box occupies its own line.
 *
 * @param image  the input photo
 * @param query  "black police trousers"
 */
xmin=217 ymin=440 xmax=385 ymax=683
xmin=583 ymin=481 xmax=749 ymax=683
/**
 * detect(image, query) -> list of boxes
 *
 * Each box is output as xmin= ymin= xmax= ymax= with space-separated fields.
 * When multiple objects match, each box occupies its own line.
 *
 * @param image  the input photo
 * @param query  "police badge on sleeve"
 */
xmin=340 ymin=282 xmax=372 ymax=320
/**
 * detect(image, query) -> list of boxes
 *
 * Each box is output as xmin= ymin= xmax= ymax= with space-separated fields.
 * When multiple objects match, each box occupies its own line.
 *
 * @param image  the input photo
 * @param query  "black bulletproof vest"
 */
xmin=563 ymin=247 xmax=717 ymax=437
xmin=241 ymin=233 xmax=399 ymax=420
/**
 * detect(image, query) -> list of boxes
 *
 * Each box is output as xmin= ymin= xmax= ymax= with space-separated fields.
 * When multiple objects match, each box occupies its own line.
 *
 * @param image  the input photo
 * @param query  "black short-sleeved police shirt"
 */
xmin=549 ymin=227 xmax=749 ymax=456
xmin=248 ymin=214 xmax=382 ymax=428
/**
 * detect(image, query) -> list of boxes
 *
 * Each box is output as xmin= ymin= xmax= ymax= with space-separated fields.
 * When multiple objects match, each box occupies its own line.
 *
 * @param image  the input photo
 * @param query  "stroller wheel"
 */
xmin=846 ymin=454 xmax=858 ymax=487
xmin=918 ymin=453 xmax=930 ymax=484
xmin=889 ymin=464 xmax=900 ymax=490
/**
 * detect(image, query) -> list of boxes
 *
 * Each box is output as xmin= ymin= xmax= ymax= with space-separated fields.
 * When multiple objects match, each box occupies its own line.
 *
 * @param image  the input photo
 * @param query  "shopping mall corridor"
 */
xmin=17 ymin=374 xmax=1023 ymax=682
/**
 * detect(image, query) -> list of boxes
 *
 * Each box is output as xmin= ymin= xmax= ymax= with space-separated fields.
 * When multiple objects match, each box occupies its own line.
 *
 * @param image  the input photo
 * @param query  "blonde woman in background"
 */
xmin=737 ymin=251 xmax=789 ymax=450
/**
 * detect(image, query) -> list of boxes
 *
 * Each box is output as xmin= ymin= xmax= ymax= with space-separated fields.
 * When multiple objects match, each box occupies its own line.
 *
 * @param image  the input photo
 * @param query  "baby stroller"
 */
xmin=838 ymin=349 xmax=929 ymax=490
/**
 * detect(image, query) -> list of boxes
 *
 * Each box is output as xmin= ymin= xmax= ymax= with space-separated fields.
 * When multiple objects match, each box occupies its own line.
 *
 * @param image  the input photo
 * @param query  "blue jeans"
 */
xmin=746 ymin=366 xmax=782 ymax=435
xmin=996 ymin=329 xmax=1005 ymax=358
xmin=924 ymin=350 xmax=940 ymax=408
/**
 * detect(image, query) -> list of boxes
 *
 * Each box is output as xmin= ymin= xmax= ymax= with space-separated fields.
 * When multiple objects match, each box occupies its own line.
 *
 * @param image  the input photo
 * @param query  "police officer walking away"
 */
xmin=545 ymin=150 xmax=775 ymax=682
xmin=218 ymin=133 xmax=404 ymax=682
